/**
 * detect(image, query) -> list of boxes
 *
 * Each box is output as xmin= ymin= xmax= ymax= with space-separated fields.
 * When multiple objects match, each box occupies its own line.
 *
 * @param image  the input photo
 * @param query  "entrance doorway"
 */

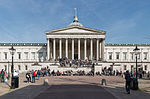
xmin=74 ymin=54 xmax=78 ymax=60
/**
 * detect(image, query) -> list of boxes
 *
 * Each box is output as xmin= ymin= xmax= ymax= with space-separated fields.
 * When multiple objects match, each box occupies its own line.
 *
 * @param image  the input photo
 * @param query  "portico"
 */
xmin=46 ymin=15 xmax=106 ymax=61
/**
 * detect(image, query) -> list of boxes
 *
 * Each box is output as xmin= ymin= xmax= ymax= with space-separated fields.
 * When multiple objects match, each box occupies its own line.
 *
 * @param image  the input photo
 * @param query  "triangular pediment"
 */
xmin=55 ymin=28 xmax=94 ymax=33
xmin=46 ymin=26 xmax=106 ymax=35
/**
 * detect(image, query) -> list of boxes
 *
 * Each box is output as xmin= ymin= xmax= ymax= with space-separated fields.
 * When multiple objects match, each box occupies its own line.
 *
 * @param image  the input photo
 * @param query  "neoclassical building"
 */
xmin=46 ymin=16 xmax=105 ymax=61
xmin=0 ymin=14 xmax=150 ymax=73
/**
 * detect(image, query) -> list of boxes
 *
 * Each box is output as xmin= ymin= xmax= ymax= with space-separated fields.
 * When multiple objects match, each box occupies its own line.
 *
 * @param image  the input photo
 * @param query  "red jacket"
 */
xmin=4 ymin=72 xmax=7 ymax=77
xmin=33 ymin=72 xmax=36 ymax=77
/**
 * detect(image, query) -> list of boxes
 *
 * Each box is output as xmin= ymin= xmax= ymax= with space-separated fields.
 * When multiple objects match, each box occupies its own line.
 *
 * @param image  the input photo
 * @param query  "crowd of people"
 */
xmin=51 ymin=69 xmax=95 ymax=76
xmin=58 ymin=57 xmax=93 ymax=67
xmin=25 ymin=66 xmax=96 ymax=83
xmin=101 ymin=66 xmax=150 ymax=79
xmin=25 ymin=68 xmax=51 ymax=83
xmin=25 ymin=64 xmax=150 ymax=83
xmin=101 ymin=67 xmax=123 ymax=76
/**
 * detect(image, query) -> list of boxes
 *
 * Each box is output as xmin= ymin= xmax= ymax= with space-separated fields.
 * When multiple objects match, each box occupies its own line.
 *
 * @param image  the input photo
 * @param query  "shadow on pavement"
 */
xmin=0 ymin=84 xmax=48 ymax=99
xmin=5 ymin=82 xmax=11 ymax=88
xmin=34 ymin=84 xmax=117 ymax=99
xmin=103 ymin=85 xmax=150 ymax=99
xmin=0 ymin=84 xmax=118 ymax=99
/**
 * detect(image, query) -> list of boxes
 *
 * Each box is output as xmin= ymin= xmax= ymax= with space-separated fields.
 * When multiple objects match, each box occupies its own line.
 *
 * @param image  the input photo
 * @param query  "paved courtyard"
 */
xmin=0 ymin=74 xmax=150 ymax=99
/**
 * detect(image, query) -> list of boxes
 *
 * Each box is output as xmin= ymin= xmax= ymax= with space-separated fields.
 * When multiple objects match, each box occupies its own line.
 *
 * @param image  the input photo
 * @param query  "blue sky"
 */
xmin=0 ymin=0 xmax=150 ymax=44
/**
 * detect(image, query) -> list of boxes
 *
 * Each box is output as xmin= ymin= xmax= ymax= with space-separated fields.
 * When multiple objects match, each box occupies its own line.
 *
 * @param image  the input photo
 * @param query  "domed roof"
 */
xmin=69 ymin=8 xmax=83 ymax=27
xmin=69 ymin=21 xmax=83 ymax=27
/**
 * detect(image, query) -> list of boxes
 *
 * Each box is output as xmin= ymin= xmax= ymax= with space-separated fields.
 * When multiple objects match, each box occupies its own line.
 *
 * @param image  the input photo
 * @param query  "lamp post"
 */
xmin=133 ymin=45 xmax=140 ymax=90
xmin=7 ymin=61 xmax=10 ymax=80
xmin=9 ymin=46 xmax=16 ymax=89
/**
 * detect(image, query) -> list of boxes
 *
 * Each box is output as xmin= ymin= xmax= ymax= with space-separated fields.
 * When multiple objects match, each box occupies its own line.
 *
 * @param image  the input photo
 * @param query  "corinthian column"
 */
xmin=84 ymin=39 xmax=87 ymax=60
xmin=53 ymin=38 xmax=56 ymax=60
xmin=101 ymin=39 xmax=104 ymax=61
xmin=91 ymin=39 xmax=93 ymax=60
xmin=97 ymin=39 xmax=99 ymax=61
xmin=47 ymin=38 xmax=50 ymax=61
xmin=78 ymin=39 xmax=80 ymax=60
xmin=72 ymin=39 xmax=74 ymax=60
xmin=59 ymin=39 xmax=62 ymax=58
xmin=66 ymin=39 xmax=68 ymax=58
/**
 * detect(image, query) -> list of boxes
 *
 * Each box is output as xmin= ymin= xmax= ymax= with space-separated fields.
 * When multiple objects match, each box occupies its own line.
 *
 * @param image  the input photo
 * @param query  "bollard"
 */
xmin=44 ymin=79 xmax=49 ymax=86
xmin=101 ymin=79 xmax=106 ymax=86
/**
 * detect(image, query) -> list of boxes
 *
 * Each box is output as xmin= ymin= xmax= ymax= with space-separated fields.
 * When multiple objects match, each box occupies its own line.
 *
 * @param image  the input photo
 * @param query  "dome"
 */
xmin=69 ymin=21 xmax=83 ymax=27
xmin=69 ymin=16 xmax=83 ymax=27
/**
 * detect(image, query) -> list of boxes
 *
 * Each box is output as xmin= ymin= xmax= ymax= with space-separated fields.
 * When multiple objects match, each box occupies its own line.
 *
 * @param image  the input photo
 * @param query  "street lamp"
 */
xmin=7 ymin=61 xmax=10 ymax=80
xmin=9 ymin=46 xmax=16 ymax=89
xmin=133 ymin=45 xmax=140 ymax=90
xmin=133 ymin=46 xmax=140 ymax=79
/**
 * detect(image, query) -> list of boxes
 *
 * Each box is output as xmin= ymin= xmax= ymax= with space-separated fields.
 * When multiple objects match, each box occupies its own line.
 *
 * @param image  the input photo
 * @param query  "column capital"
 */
xmin=101 ymin=38 xmax=105 ymax=41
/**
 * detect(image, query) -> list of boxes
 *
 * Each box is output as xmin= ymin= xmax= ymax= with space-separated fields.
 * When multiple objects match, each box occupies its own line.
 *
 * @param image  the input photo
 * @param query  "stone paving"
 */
xmin=35 ymin=84 xmax=117 ymax=99
xmin=0 ymin=74 xmax=150 ymax=99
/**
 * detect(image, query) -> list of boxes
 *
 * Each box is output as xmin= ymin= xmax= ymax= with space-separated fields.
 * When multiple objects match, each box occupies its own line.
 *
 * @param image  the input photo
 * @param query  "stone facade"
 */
xmin=0 ymin=43 xmax=47 ymax=73
xmin=0 ymin=43 xmax=150 ymax=73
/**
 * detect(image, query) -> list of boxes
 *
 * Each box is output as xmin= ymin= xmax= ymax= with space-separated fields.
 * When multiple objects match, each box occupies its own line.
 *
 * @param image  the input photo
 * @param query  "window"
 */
xmin=18 ymin=53 xmax=21 ymax=59
xmin=31 ymin=52 xmax=35 ymax=59
xmin=144 ymin=53 xmax=147 ymax=60
xmin=39 ymin=52 xmax=43 ymax=59
xmin=18 ymin=65 xmax=21 ymax=70
xmin=123 ymin=52 xmax=127 ymax=60
xmin=124 ymin=65 xmax=127 ymax=70
xmin=25 ymin=65 xmax=28 ymax=70
xmin=108 ymin=53 xmax=112 ymax=60
xmin=24 ymin=52 xmax=28 ymax=60
xmin=131 ymin=65 xmax=134 ymax=71
xmin=4 ymin=65 xmax=7 ymax=71
xmin=116 ymin=53 xmax=119 ymax=60
xmin=144 ymin=65 xmax=147 ymax=70
xmin=138 ymin=65 xmax=141 ymax=68
xmin=4 ymin=53 xmax=7 ymax=59
xmin=137 ymin=53 xmax=140 ymax=59
xmin=131 ymin=53 xmax=134 ymax=60
xmin=44 ymin=52 xmax=47 ymax=60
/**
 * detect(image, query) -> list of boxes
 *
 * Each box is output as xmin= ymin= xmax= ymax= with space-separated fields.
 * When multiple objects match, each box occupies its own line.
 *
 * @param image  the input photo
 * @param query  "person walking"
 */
xmin=1 ymin=69 xmax=5 ymax=83
xmin=26 ymin=72 xmax=30 ymax=83
xmin=125 ymin=70 xmax=131 ymax=94
xmin=32 ymin=70 xmax=36 ymax=83
xmin=37 ymin=70 xmax=41 ymax=80
xmin=4 ymin=71 xmax=7 ymax=82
